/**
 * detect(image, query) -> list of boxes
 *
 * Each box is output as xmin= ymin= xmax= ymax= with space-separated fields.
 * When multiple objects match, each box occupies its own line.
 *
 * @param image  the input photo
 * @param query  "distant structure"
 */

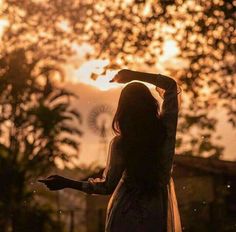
xmin=88 ymin=104 xmax=113 ymax=157
xmin=84 ymin=155 xmax=236 ymax=232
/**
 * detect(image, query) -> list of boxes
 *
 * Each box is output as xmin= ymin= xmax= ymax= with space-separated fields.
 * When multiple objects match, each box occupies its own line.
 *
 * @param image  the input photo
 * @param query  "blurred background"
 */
xmin=0 ymin=0 xmax=235 ymax=231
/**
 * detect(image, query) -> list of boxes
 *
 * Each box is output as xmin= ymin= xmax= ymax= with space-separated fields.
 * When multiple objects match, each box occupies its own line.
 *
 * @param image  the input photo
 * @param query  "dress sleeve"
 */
xmin=156 ymin=74 xmax=179 ymax=185
xmin=82 ymin=137 xmax=124 ymax=195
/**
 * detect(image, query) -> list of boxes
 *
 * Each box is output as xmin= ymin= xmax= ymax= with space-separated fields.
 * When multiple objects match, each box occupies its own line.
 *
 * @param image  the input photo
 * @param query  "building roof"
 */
xmin=174 ymin=155 xmax=236 ymax=176
xmin=83 ymin=155 xmax=236 ymax=180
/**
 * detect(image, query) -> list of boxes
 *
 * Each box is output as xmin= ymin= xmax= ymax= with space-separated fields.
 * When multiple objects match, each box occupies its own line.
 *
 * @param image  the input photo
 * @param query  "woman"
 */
xmin=39 ymin=69 xmax=182 ymax=232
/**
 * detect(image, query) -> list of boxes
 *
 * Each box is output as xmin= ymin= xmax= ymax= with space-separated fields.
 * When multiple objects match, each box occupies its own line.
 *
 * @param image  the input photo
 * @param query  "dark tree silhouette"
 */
xmin=0 ymin=49 xmax=81 ymax=231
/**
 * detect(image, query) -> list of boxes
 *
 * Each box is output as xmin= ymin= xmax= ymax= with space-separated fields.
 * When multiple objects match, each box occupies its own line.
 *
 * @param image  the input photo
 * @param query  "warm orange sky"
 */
xmin=56 ymin=40 xmax=236 ymax=167
xmin=0 ymin=5 xmax=235 ymax=168
xmin=62 ymin=81 xmax=236 ymax=168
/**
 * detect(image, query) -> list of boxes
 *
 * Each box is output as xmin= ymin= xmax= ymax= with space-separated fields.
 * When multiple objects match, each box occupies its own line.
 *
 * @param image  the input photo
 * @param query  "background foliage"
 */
xmin=0 ymin=48 xmax=81 ymax=231
xmin=1 ymin=0 xmax=235 ymax=157
xmin=0 ymin=0 xmax=235 ymax=231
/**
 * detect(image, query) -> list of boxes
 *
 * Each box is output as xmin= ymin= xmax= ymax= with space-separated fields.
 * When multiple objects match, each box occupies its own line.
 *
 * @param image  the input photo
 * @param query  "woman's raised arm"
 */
xmin=155 ymin=74 xmax=179 ymax=185
xmin=111 ymin=70 xmax=179 ymax=184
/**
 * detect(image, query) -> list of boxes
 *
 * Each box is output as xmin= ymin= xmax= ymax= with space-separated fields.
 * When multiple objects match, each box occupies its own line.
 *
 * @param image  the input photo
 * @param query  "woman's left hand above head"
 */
xmin=110 ymin=69 xmax=134 ymax=83
xmin=38 ymin=175 xmax=70 ymax=191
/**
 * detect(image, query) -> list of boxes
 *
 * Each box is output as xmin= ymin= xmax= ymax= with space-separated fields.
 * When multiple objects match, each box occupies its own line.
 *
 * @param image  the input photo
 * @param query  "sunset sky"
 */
xmin=63 ymin=81 xmax=236 ymax=168
xmin=0 ymin=0 xmax=235 ymax=168
xmin=58 ymin=43 xmax=236 ymax=167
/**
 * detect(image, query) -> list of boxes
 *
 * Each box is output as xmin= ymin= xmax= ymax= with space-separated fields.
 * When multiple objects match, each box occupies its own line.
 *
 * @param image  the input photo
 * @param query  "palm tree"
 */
xmin=0 ymin=49 xmax=82 ymax=231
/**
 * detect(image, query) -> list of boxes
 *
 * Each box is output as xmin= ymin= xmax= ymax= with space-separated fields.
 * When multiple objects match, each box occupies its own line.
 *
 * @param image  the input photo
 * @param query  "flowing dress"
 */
xmin=81 ymin=74 xmax=182 ymax=232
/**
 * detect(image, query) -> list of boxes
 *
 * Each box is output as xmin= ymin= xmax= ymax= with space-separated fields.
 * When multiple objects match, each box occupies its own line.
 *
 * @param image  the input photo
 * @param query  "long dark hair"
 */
xmin=112 ymin=82 xmax=165 ymax=192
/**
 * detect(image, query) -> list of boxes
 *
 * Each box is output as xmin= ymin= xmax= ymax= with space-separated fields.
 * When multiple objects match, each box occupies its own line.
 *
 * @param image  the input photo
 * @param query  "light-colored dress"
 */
xmin=82 ymin=75 xmax=182 ymax=232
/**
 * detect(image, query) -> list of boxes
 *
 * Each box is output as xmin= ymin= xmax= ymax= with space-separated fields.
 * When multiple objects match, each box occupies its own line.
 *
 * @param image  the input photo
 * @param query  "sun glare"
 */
xmin=0 ymin=19 xmax=9 ymax=39
xmin=161 ymin=40 xmax=180 ymax=61
xmin=70 ymin=38 xmax=183 ymax=91
xmin=73 ymin=59 xmax=121 ymax=91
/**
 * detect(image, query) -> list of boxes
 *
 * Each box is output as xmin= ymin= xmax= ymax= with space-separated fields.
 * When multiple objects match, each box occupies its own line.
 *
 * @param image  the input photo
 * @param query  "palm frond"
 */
xmin=48 ymin=89 xmax=78 ymax=103
xmin=58 ymin=138 xmax=80 ymax=151
xmin=59 ymin=126 xmax=82 ymax=136
xmin=64 ymin=109 xmax=82 ymax=123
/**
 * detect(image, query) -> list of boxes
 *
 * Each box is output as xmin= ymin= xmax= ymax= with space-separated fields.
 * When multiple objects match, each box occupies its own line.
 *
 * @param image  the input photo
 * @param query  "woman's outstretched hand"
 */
xmin=38 ymin=175 xmax=70 ymax=191
xmin=110 ymin=69 xmax=134 ymax=83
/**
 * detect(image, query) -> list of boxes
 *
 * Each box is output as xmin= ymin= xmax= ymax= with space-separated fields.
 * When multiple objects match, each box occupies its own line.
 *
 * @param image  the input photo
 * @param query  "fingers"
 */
xmin=38 ymin=175 xmax=58 ymax=183
xmin=38 ymin=179 xmax=53 ymax=187
xmin=38 ymin=179 xmax=46 ymax=183
xmin=88 ymin=178 xmax=95 ymax=183
xmin=109 ymin=74 xmax=119 ymax=83
xmin=38 ymin=175 xmax=64 ymax=191
xmin=41 ymin=181 xmax=60 ymax=191
xmin=109 ymin=75 xmax=115 ymax=82
xmin=38 ymin=177 xmax=56 ymax=184
xmin=109 ymin=69 xmax=131 ymax=83
xmin=46 ymin=175 xmax=59 ymax=179
xmin=39 ymin=179 xmax=51 ymax=184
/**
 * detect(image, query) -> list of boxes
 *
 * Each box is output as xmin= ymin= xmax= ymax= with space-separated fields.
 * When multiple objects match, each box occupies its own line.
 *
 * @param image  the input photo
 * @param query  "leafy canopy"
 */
xmin=1 ymin=0 xmax=235 ymax=157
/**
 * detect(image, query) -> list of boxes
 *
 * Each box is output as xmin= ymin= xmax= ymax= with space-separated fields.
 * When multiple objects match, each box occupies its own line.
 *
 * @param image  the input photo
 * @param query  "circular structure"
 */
xmin=87 ymin=104 xmax=114 ymax=137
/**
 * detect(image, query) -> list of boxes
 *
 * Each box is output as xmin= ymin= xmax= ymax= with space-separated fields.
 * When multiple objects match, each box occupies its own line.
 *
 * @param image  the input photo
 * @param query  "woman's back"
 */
xmin=111 ymin=82 xmax=166 ymax=194
xmin=81 ymin=72 xmax=180 ymax=232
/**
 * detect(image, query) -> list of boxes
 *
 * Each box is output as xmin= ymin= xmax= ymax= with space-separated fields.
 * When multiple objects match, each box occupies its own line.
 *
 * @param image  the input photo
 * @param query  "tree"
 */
xmin=1 ymin=1 xmax=235 ymax=155
xmin=0 ymin=48 xmax=82 ymax=231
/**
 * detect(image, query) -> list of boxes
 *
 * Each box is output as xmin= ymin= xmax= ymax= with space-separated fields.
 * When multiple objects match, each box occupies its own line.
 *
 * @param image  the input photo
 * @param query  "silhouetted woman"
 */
xmin=39 ymin=70 xmax=182 ymax=232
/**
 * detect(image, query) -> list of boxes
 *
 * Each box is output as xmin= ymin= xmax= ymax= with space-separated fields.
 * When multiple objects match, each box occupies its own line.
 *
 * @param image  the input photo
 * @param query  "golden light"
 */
xmin=0 ymin=0 xmax=9 ymax=39
xmin=199 ymin=85 xmax=211 ymax=96
xmin=68 ymin=37 xmax=185 ymax=91
xmin=57 ymin=20 xmax=71 ymax=33
xmin=142 ymin=1 xmax=152 ymax=17
xmin=161 ymin=39 xmax=180 ymax=61
xmin=0 ymin=18 xmax=8 ymax=39
xmin=72 ymin=59 xmax=121 ymax=91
